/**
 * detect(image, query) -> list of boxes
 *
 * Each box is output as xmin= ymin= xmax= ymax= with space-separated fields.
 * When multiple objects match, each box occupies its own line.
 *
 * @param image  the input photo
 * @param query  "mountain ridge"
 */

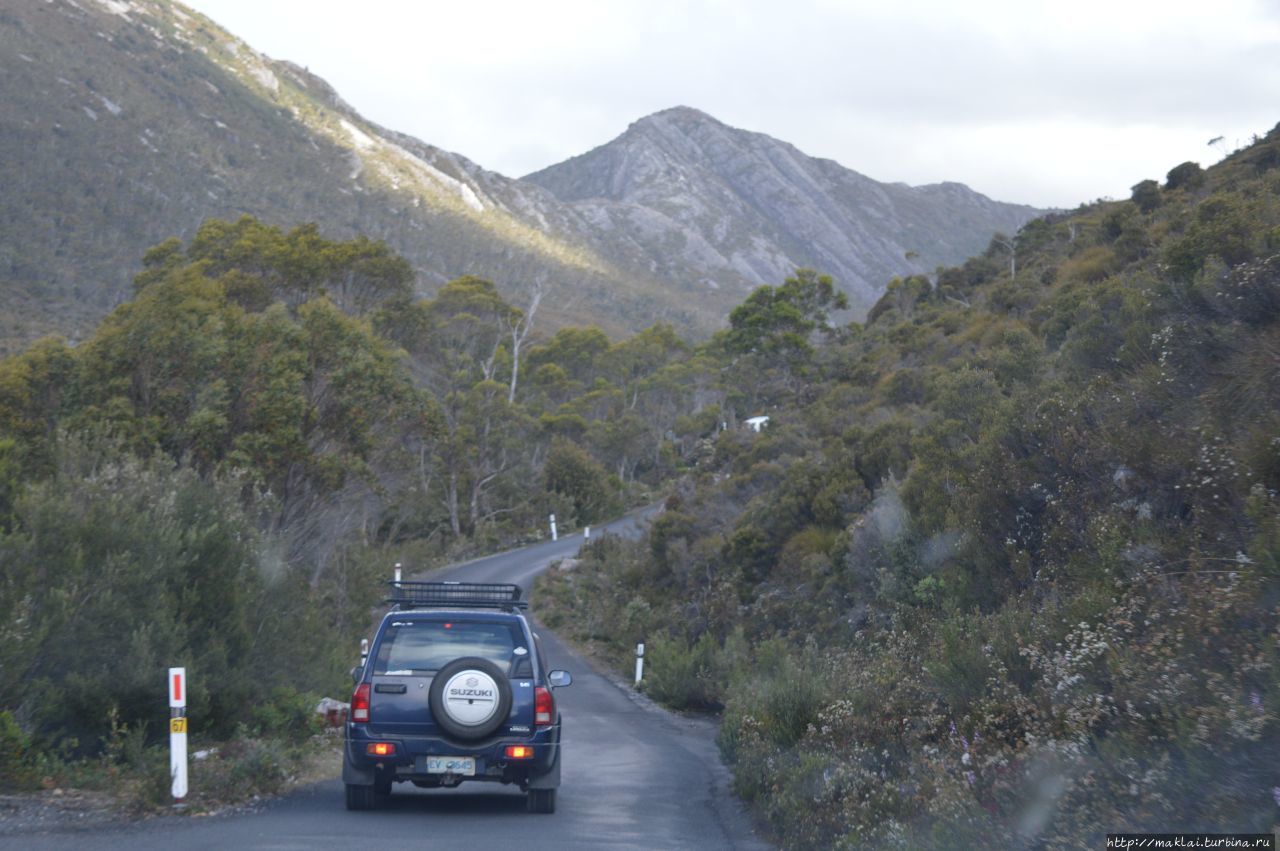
xmin=525 ymin=105 xmax=1042 ymax=308
xmin=0 ymin=0 xmax=1044 ymax=354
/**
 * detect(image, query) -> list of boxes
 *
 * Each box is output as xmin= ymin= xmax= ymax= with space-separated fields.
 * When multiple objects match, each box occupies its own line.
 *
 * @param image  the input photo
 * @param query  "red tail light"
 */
xmin=351 ymin=683 xmax=370 ymax=723
xmin=534 ymin=686 xmax=554 ymax=728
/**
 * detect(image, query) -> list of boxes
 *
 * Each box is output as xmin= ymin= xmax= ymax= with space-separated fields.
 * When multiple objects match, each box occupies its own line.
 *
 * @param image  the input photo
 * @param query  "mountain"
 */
xmin=525 ymin=106 xmax=1042 ymax=311
xmin=0 ymin=0 xmax=654 ymax=352
xmin=0 ymin=0 xmax=1043 ymax=355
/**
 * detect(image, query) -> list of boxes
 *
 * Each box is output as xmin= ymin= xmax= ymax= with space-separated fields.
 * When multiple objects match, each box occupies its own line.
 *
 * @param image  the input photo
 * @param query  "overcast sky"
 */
xmin=182 ymin=0 xmax=1279 ymax=209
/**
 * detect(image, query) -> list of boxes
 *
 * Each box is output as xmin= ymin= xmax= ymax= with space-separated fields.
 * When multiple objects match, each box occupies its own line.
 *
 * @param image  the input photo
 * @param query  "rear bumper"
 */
xmin=344 ymin=721 xmax=561 ymax=787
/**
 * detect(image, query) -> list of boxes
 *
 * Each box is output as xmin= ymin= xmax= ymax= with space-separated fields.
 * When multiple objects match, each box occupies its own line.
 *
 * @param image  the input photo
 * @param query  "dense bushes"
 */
xmin=0 ymin=440 xmax=360 ymax=750
xmin=536 ymin=131 xmax=1280 ymax=848
xmin=0 ymin=217 xmax=710 ymax=787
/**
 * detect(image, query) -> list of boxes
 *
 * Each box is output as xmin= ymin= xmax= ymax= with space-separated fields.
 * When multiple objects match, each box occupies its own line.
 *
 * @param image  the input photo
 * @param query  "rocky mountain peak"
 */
xmin=524 ymin=108 xmax=1044 ymax=310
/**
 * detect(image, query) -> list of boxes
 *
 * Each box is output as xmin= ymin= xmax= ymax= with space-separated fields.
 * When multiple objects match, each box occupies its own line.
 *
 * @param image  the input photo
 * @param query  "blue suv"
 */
xmin=343 ymin=582 xmax=571 ymax=813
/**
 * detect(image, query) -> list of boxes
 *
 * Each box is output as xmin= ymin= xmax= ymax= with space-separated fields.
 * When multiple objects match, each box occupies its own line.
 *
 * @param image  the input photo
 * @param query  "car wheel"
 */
xmin=527 ymin=787 xmax=556 ymax=814
xmin=428 ymin=656 xmax=513 ymax=740
xmin=345 ymin=782 xmax=377 ymax=811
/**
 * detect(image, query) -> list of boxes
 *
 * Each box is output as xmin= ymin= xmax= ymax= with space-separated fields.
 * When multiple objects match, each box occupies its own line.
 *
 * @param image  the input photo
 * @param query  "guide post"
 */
xmin=168 ymin=667 xmax=188 ymax=801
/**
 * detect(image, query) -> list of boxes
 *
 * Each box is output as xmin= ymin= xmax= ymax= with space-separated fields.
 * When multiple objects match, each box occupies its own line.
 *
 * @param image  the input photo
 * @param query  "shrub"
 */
xmin=0 ymin=710 xmax=36 ymax=791
xmin=1165 ymin=160 xmax=1206 ymax=191
xmin=1131 ymin=179 xmax=1162 ymax=213
xmin=543 ymin=437 xmax=619 ymax=526
xmin=641 ymin=632 xmax=724 ymax=711
xmin=192 ymin=736 xmax=289 ymax=803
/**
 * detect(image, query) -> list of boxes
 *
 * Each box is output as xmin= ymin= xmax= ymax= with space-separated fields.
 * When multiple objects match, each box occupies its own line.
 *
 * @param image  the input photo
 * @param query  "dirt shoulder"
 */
xmin=0 ymin=737 xmax=341 ymax=838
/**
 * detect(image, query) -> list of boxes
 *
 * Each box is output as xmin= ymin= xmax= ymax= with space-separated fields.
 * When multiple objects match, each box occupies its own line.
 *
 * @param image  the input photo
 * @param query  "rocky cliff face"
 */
xmin=525 ymin=107 xmax=1043 ymax=311
xmin=0 ymin=2 xmax=1043 ymax=355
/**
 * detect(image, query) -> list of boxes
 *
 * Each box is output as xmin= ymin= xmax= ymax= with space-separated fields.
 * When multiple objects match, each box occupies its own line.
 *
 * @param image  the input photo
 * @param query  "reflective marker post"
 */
xmin=549 ymin=514 xmax=558 ymax=541
xmin=635 ymin=643 xmax=645 ymax=686
xmin=168 ymin=667 xmax=188 ymax=801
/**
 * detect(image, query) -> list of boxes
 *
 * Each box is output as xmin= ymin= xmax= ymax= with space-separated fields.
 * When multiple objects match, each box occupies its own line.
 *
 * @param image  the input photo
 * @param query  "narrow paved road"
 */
xmin=11 ymin=509 xmax=771 ymax=850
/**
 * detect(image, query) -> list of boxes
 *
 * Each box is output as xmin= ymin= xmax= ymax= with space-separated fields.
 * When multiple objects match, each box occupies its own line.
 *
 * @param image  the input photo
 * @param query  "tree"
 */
xmin=991 ymin=232 xmax=1018 ymax=279
xmin=1131 ymin=179 xmax=1162 ymax=214
xmin=390 ymin=277 xmax=529 ymax=538
xmin=506 ymin=285 xmax=542 ymax=404
xmin=724 ymin=269 xmax=848 ymax=359
xmin=606 ymin=323 xmax=689 ymax=410
xmin=174 ymin=216 xmax=412 ymax=314
xmin=543 ymin=437 xmax=617 ymax=526
xmin=1165 ymin=161 xmax=1206 ymax=192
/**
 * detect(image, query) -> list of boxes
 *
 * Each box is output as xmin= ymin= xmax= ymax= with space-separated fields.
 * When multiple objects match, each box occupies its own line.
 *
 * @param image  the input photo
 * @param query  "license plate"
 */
xmin=425 ymin=756 xmax=475 ymax=776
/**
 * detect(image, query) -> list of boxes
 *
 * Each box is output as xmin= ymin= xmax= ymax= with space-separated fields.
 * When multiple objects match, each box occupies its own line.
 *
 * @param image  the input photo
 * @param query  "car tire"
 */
xmin=527 ymin=787 xmax=556 ymax=814
xmin=345 ymin=782 xmax=377 ymax=811
xmin=429 ymin=656 xmax=512 ymax=740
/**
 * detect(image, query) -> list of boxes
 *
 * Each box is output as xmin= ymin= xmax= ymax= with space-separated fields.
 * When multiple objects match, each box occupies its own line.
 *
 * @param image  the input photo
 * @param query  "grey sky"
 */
xmin=182 ymin=0 xmax=1279 ymax=209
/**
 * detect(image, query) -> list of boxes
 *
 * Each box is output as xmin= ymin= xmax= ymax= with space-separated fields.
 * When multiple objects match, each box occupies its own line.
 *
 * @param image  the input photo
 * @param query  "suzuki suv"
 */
xmin=343 ymin=581 xmax=571 ymax=813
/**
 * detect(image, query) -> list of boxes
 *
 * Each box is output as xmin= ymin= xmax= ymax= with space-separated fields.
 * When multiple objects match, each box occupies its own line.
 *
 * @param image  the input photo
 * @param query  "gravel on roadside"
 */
xmin=0 ymin=788 xmax=128 ymax=837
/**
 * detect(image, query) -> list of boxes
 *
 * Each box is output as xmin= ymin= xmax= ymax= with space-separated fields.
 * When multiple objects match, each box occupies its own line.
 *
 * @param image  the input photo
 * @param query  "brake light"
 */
xmin=366 ymin=742 xmax=395 ymax=756
xmin=505 ymin=745 xmax=533 ymax=759
xmin=534 ymin=686 xmax=554 ymax=727
xmin=351 ymin=683 xmax=370 ymax=722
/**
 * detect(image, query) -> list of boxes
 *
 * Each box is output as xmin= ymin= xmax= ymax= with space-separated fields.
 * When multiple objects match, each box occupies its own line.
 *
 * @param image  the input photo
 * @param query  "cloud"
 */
xmin=186 ymin=0 xmax=1280 ymax=207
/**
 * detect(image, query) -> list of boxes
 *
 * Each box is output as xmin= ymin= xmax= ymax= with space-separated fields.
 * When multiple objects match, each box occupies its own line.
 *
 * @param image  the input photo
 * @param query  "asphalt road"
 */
xmin=11 ymin=509 xmax=771 ymax=851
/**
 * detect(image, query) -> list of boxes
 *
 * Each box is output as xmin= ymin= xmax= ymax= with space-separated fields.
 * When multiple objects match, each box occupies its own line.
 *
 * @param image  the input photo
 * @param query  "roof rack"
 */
xmin=386 ymin=580 xmax=528 ymax=612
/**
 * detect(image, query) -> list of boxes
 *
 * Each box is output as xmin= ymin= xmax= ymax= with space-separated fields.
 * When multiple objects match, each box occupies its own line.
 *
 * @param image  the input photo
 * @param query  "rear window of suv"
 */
xmin=372 ymin=618 xmax=524 ymax=676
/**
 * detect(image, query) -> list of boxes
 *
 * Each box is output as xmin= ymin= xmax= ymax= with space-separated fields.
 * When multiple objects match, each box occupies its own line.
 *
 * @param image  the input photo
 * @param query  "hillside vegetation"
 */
xmin=2 ymin=107 xmax=1277 ymax=843
xmin=537 ymin=127 xmax=1280 ymax=847
xmin=0 ymin=215 xmax=713 ymax=791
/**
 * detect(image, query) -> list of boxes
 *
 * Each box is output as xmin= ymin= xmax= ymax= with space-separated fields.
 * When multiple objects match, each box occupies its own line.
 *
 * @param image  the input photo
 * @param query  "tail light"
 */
xmin=351 ymin=683 xmax=370 ymax=723
xmin=534 ymin=686 xmax=554 ymax=728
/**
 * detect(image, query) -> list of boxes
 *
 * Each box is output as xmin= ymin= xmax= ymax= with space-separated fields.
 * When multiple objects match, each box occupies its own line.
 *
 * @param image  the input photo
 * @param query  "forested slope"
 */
xmin=538 ymin=127 xmax=1280 ymax=847
xmin=0 ymin=216 xmax=707 ymax=776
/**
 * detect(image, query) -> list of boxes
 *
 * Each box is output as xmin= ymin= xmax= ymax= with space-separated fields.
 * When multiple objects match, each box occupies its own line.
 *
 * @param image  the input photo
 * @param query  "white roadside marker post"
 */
xmin=550 ymin=514 xmax=558 ymax=541
xmin=168 ymin=667 xmax=188 ymax=802
xmin=635 ymin=643 xmax=645 ymax=686
xmin=394 ymin=562 xmax=402 ymax=584
xmin=584 ymin=525 xmax=590 ymax=541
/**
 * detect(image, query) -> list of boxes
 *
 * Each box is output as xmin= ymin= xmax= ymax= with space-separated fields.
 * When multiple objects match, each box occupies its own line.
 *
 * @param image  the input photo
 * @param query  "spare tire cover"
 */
xmin=429 ymin=657 xmax=512 ymax=740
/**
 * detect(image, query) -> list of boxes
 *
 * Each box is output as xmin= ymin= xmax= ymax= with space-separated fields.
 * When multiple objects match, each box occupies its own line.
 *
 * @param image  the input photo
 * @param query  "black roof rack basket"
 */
xmin=387 ymin=581 xmax=528 ymax=611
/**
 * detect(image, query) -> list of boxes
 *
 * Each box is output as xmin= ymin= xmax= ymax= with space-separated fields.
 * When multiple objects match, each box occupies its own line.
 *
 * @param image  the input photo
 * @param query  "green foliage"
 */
xmin=868 ymin=275 xmax=933 ymax=324
xmin=1130 ymin=178 xmax=1162 ymax=213
xmin=543 ymin=438 xmax=619 ymax=526
xmin=0 ymin=443 xmax=304 ymax=745
xmin=725 ymin=268 xmax=848 ymax=358
xmin=1164 ymin=193 xmax=1258 ymax=281
xmin=1165 ymin=160 xmax=1206 ymax=191
xmin=536 ymin=132 xmax=1280 ymax=847
xmin=0 ymin=710 xmax=37 ymax=791
xmin=193 ymin=736 xmax=290 ymax=803
xmin=641 ymin=632 xmax=725 ymax=710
